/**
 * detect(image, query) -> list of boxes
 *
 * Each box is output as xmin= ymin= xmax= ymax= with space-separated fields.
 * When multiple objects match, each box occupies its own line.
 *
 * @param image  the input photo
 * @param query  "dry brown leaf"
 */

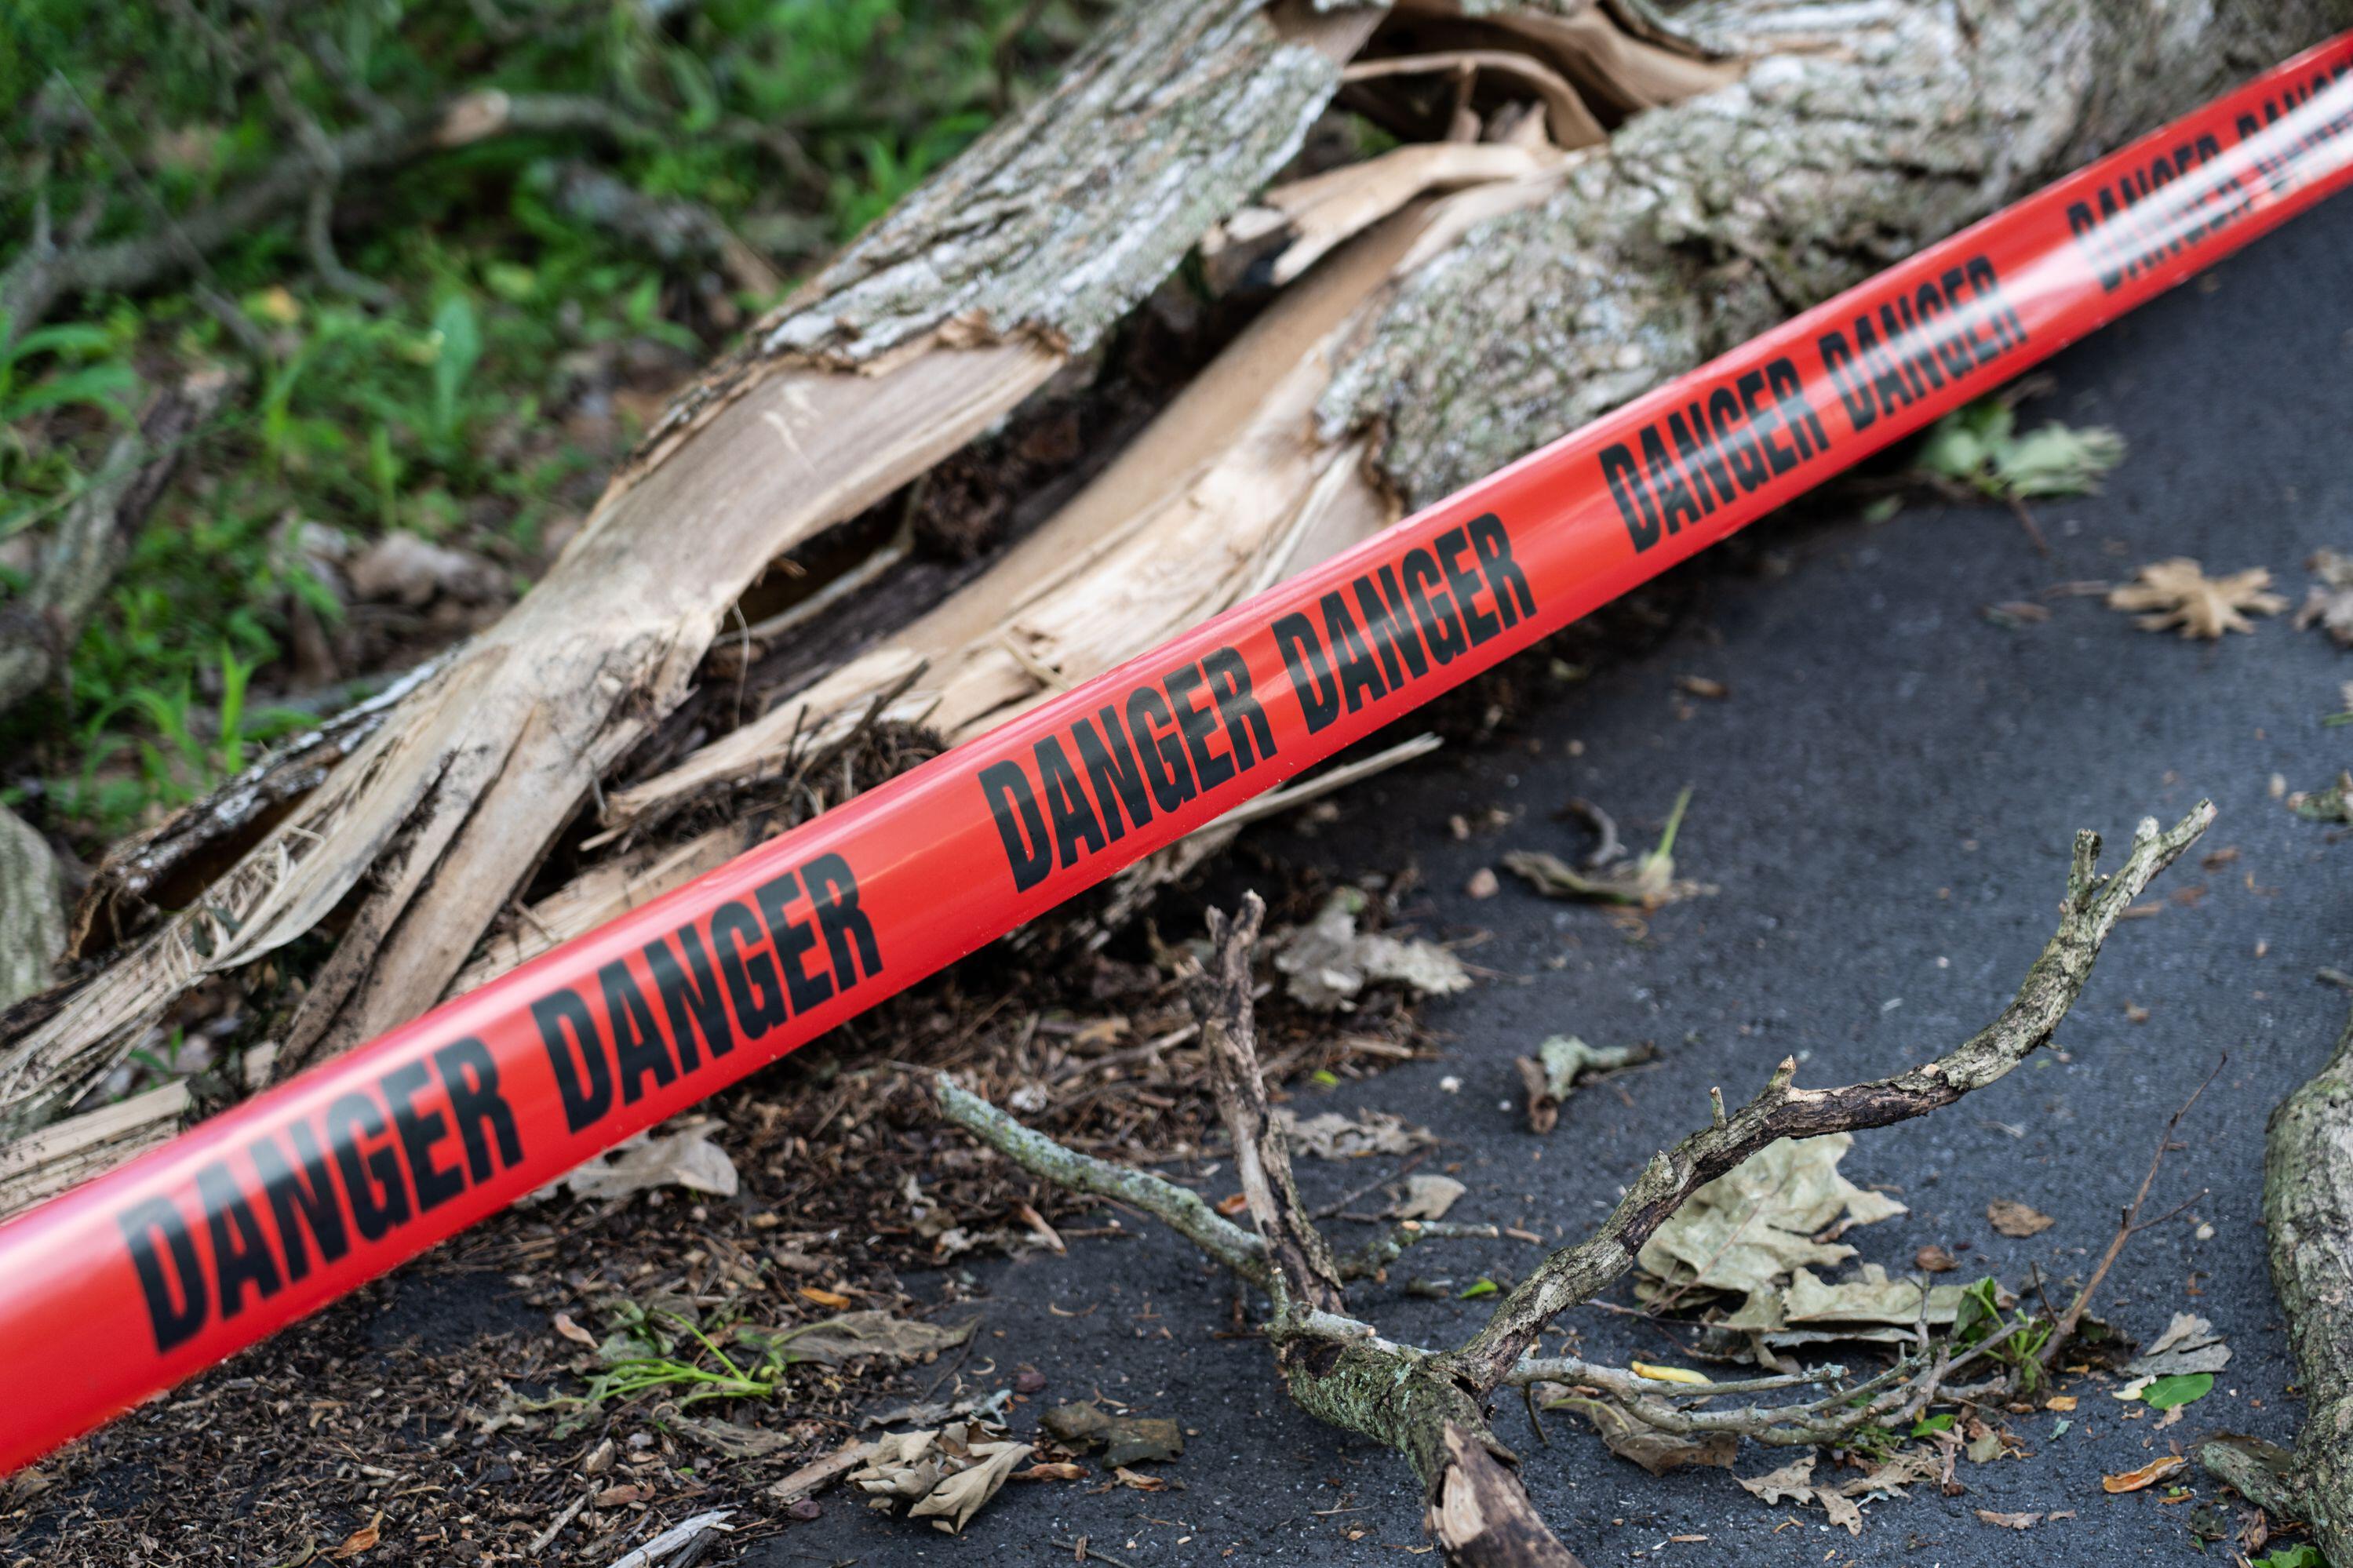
xmin=1113 ymin=1466 xmax=1170 ymax=1491
xmin=1016 ymin=1462 xmax=1087 ymax=1482
xmin=2102 ymin=1455 xmax=2188 ymax=1494
xmin=908 ymin=1442 xmax=1033 ymax=1533
xmin=2295 ymin=548 xmax=2353 ymax=646
xmin=560 ymin=1126 xmax=738 ymax=1202
xmin=1558 ymin=1395 xmax=1736 ymax=1477
xmin=2106 ymin=558 xmax=2287 ymax=638
xmin=330 ymin=1509 xmax=384 ymax=1559
xmin=1914 ymin=1244 xmax=1958 ymax=1273
xmin=799 ymin=1286 xmax=853 ymax=1310
xmin=1987 ymin=1198 xmax=2056 ymax=1237
xmin=1976 ymin=1509 xmax=2042 ymax=1530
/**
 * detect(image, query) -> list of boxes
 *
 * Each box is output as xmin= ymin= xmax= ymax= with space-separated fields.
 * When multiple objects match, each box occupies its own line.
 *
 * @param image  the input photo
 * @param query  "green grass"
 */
xmin=0 ymin=0 xmax=1098 ymax=847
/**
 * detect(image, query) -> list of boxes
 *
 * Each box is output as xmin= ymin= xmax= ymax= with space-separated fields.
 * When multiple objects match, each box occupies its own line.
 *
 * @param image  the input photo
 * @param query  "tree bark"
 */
xmin=0 ymin=0 xmax=1379 ymax=1133
xmin=6 ymin=0 xmax=2349 ymax=1151
xmin=2198 ymin=995 xmax=2353 ymax=1566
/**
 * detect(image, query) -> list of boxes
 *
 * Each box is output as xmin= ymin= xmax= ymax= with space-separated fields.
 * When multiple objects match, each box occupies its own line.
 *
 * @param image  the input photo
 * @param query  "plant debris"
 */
xmin=1273 ymin=888 xmax=1470 ymax=1010
xmin=1976 ymin=1508 xmax=2059 ymax=1530
xmin=746 ymin=1310 xmax=979 ymax=1370
xmin=2103 ymin=1454 xmax=2189 ymax=1494
xmin=1917 ymin=400 xmax=2126 ymax=499
xmin=1723 ymin=1262 xmax=1967 ymax=1344
xmin=2294 ymin=548 xmax=2353 ymax=646
xmin=1731 ymin=1449 xmax=1944 ymax=1536
xmin=609 ymin=1510 xmax=736 ymax=1567
xmin=1516 ymin=1035 xmax=1655 ymax=1133
xmin=1987 ymin=1197 xmax=2056 ymax=1237
xmin=2124 ymin=1312 xmax=2233 ymax=1381
xmin=1635 ymin=1134 xmax=1907 ymax=1315
xmin=1275 ymin=1108 xmax=1433 ymax=1160
xmin=1396 ymin=1173 xmax=1467 ymax=1221
xmin=848 ymin=1421 xmax=1033 ymax=1535
xmin=2107 ymin=558 xmax=2289 ymax=638
xmin=1550 ymin=1395 xmax=1735 ymax=1477
xmin=1040 ymin=1401 xmax=1186 ymax=1466
xmin=555 ymin=1123 xmax=739 ymax=1202
xmin=2287 ymin=771 xmax=2353 ymax=823
xmin=1504 ymin=787 xmax=1712 ymax=912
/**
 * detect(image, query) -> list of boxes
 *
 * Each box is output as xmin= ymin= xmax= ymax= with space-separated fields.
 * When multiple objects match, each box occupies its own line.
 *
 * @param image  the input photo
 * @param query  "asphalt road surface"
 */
xmin=751 ymin=191 xmax=2353 ymax=1564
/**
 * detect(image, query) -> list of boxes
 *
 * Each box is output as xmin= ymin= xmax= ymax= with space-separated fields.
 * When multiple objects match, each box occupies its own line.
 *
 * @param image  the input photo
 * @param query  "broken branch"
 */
xmin=1444 ymin=804 xmax=2213 ymax=1391
xmin=932 ymin=805 xmax=2210 ymax=1564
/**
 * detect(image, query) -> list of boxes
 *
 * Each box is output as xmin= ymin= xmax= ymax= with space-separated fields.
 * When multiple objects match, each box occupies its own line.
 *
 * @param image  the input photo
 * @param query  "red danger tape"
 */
xmin=5 ymin=32 xmax=2350 ymax=1475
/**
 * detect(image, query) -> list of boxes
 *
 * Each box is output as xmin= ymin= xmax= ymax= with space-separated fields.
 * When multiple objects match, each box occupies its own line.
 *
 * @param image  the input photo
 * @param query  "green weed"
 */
xmin=3 ymin=1 xmax=1101 ymax=843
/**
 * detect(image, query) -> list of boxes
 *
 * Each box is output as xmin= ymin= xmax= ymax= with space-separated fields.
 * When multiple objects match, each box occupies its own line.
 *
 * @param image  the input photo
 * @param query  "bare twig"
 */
xmin=932 ymin=1075 xmax=1265 ymax=1284
xmin=2 ymin=93 xmax=655 ymax=340
xmin=1193 ymin=893 xmax=1346 ymax=1317
xmin=2038 ymin=1054 xmax=2223 ymax=1373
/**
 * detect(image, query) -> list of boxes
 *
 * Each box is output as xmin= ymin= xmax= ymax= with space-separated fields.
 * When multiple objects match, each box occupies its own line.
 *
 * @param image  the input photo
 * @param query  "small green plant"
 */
xmin=2249 ymin=1547 xmax=2325 ymax=1568
xmin=124 ymin=1027 xmax=191 ymax=1086
xmin=1916 ymin=398 xmax=2126 ymax=500
xmin=564 ymin=1298 xmax=889 ymax=1416
xmin=1953 ymin=1276 xmax=2055 ymax=1392
xmin=577 ymin=1302 xmax=789 ymax=1409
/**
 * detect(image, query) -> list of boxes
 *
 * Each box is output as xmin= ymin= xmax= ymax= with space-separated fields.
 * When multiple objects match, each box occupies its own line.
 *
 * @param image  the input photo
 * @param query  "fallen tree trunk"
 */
xmin=2197 ymin=987 xmax=2353 ymax=1566
xmin=5 ymin=0 xmax=2348 ymax=1157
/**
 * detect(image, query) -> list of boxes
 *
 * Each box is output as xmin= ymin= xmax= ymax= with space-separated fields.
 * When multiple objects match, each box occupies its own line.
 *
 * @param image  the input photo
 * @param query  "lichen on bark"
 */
xmin=1324 ymin=0 xmax=2353 ymax=505
xmin=2199 ymin=994 xmax=2353 ymax=1565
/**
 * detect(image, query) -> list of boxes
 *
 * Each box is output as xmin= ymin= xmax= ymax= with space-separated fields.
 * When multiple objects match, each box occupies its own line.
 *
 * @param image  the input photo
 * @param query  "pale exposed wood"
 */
xmin=0 ymin=1079 xmax=188 ymax=1218
xmin=1206 ymin=135 xmax=1570 ymax=289
xmin=413 ymin=0 xmax=2353 ymax=996
xmin=0 ymin=344 xmax=1056 ymax=1128
xmin=2 ymin=0 xmax=1386 ymax=1127
xmin=1343 ymin=49 xmax=1610 ymax=147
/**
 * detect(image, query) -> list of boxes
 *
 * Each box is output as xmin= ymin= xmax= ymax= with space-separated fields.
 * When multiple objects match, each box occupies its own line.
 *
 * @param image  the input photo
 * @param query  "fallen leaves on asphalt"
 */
xmin=1550 ymin=1394 xmax=1736 ymax=1478
xmin=2107 ymin=558 xmax=2288 ymax=638
xmin=2102 ymin=1455 xmax=2188 ymax=1494
xmin=1636 ymin=1134 xmax=1906 ymax=1318
xmin=1040 ymin=1402 xmax=1185 ymax=1467
xmin=1273 ymin=888 xmax=1470 ymax=1010
xmin=1275 ymin=1108 xmax=1432 ymax=1160
xmin=1395 ymin=1173 xmax=1466 ymax=1221
xmin=1516 ymin=1034 xmax=1655 ymax=1133
xmin=2295 ymin=548 xmax=2353 ymax=646
xmin=2124 ymin=1312 xmax=2233 ymax=1381
xmin=849 ymin=1422 xmax=1035 ymax=1535
xmin=1987 ymin=1198 xmax=2056 ymax=1237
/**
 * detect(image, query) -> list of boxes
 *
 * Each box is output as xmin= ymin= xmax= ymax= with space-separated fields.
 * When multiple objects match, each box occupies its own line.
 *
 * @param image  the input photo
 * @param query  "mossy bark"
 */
xmin=1326 ymin=0 xmax=2353 ymax=505
xmin=2201 ymin=1002 xmax=2353 ymax=1565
